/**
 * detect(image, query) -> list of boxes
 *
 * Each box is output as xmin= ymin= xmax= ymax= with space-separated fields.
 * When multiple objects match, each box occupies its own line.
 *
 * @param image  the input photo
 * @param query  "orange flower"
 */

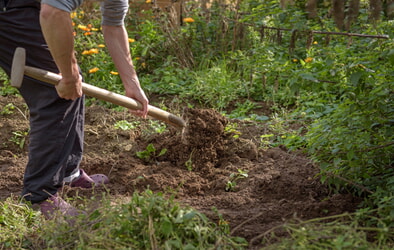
xmin=90 ymin=48 xmax=99 ymax=54
xmin=82 ymin=48 xmax=99 ymax=55
xmin=304 ymin=57 xmax=313 ymax=63
xmin=84 ymin=32 xmax=92 ymax=36
xmin=89 ymin=67 xmax=99 ymax=73
xmin=78 ymin=24 xmax=90 ymax=31
xmin=183 ymin=17 xmax=195 ymax=23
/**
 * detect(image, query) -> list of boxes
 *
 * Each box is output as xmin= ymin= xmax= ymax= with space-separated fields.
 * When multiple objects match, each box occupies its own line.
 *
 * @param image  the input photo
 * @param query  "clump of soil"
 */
xmin=154 ymin=108 xmax=257 ymax=174
xmin=0 ymin=95 xmax=361 ymax=249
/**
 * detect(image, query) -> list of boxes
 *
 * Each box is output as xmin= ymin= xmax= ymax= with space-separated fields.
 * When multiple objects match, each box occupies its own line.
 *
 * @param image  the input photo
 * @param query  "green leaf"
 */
xmin=183 ymin=211 xmax=197 ymax=221
xmin=350 ymin=71 xmax=363 ymax=85
xmin=158 ymin=148 xmax=167 ymax=157
xmin=160 ymin=217 xmax=173 ymax=237
xmin=299 ymin=73 xmax=318 ymax=82
xmin=146 ymin=144 xmax=156 ymax=153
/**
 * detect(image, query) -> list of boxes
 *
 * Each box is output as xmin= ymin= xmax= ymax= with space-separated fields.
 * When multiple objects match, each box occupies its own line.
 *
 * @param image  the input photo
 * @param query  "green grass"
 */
xmin=0 ymin=191 xmax=247 ymax=249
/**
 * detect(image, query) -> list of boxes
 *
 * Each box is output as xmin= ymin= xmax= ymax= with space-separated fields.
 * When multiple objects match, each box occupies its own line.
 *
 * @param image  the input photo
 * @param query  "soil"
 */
xmin=0 ymin=95 xmax=362 ymax=249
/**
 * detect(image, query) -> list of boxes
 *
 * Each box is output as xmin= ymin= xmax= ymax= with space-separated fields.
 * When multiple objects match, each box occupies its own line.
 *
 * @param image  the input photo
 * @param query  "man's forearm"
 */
xmin=40 ymin=4 xmax=79 ymax=80
xmin=102 ymin=24 xmax=149 ymax=117
xmin=102 ymin=25 xmax=137 ymax=83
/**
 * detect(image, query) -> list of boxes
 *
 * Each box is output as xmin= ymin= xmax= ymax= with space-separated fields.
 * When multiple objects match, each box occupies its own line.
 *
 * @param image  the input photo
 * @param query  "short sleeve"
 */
xmin=101 ymin=0 xmax=128 ymax=26
xmin=41 ymin=0 xmax=83 ymax=12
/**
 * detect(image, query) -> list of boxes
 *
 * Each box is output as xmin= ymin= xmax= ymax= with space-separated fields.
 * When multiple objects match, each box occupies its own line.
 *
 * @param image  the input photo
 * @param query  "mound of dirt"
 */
xmin=0 ymin=95 xmax=361 ymax=249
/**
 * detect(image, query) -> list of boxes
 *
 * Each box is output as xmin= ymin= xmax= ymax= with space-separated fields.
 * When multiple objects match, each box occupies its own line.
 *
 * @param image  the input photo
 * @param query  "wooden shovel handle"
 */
xmin=24 ymin=66 xmax=186 ymax=128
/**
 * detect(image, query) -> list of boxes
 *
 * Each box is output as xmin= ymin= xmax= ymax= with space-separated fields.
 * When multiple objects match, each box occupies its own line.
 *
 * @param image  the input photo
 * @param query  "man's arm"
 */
xmin=102 ymin=25 xmax=149 ymax=118
xmin=40 ymin=4 xmax=82 ymax=100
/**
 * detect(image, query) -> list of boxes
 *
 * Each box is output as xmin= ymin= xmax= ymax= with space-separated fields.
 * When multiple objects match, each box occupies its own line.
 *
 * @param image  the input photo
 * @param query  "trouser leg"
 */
xmin=0 ymin=1 xmax=85 ymax=203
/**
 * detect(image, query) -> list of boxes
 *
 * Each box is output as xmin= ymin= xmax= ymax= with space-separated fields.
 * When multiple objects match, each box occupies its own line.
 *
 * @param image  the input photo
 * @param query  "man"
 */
xmin=0 ymin=0 xmax=149 ymax=218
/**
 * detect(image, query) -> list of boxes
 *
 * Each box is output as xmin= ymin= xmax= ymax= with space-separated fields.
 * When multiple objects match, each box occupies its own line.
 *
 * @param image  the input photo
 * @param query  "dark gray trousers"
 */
xmin=0 ymin=0 xmax=84 ymax=203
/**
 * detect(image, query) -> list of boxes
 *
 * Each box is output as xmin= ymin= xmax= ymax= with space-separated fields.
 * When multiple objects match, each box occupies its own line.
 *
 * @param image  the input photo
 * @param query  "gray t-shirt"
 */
xmin=40 ymin=0 xmax=128 ymax=26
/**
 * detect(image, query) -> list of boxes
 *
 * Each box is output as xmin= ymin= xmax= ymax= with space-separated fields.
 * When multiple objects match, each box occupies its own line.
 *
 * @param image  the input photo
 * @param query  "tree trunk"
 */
xmin=345 ymin=0 xmax=360 ymax=30
xmin=385 ymin=0 xmax=394 ymax=18
xmin=370 ymin=0 xmax=383 ymax=21
xmin=306 ymin=0 xmax=318 ymax=19
xmin=332 ymin=0 xmax=345 ymax=30
xmin=280 ymin=0 xmax=294 ymax=8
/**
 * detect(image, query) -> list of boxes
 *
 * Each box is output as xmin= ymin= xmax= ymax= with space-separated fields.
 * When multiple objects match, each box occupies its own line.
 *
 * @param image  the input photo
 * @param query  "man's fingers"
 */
xmin=129 ymin=108 xmax=148 ymax=118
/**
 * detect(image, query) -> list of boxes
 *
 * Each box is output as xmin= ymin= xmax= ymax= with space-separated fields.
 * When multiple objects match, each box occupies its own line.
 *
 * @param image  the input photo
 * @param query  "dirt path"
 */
xmin=0 ymin=95 xmax=361 ymax=248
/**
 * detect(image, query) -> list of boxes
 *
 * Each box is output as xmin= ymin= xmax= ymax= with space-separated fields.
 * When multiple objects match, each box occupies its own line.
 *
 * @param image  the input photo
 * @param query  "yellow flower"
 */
xmin=78 ymin=10 xmax=85 ymax=19
xmin=89 ymin=48 xmax=99 ymax=54
xmin=89 ymin=67 xmax=99 ymax=73
xmin=304 ymin=57 xmax=313 ymax=63
xmin=135 ymin=57 xmax=141 ymax=60
xmin=183 ymin=17 xmax=195 ymax=23
xmin=128 ymin=38 xmax=135 ymax=43
xmin=82 ymin=48 xmax=99 ymax=55
xmin=70 ymin=12 xmax=77 ymax=19
xmin=146 ymin=0 xmax=152 ymax=3
xmin=78 ymin=24 xmax=90 ymax=31
xmin=141 ymin=62 xmax=146 ymax=68
xmin=98 ymin=44 xmax=106 ymax=48
xmin=313 ymin=41 xmax=318 ymax=45
xmin=110 ymin=71 xmax=119 ymax=75
xmin=91 ymin=28 xmax=99 ymax=31
xmin=292 ymin=59 xmax=298 ymax=62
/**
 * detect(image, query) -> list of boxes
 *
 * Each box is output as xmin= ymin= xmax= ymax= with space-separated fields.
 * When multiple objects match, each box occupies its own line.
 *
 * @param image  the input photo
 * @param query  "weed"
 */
xmin=259 ymin=133 xmax=275 ymax=149
xmin=136 ymin=143 xmax=167 ymax=163
xmin=224 ymin=122 xmax=242 ymax=139
xmin=225 ymin=169 xmax=249 ymax=192
xmin=185 ymin=149 xmax=195 ymax=171
xmin=9 ymin=130 xmax=29 ymax=149
xmin=38 ymin=190 xmax=248 ymax=249
xmin=148 ymin=120 xmax=167 ymax=134
xmin=114 ymin=120 xmax=139 ymax=130
xmin=259 ymin=211 xmax=394 ymax=249
xmin=0 ymin=103 xmax=15 ymax=115
xmin=0 ymin=196 xmax=39 ymax=249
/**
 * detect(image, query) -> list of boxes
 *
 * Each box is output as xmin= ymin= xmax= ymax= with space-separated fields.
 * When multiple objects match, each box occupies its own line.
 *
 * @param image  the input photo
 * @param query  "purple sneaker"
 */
xmin=39 ymin=194 xmax=80 ymax=220
xmin=70 ymin=169 xmax=109 ymax=189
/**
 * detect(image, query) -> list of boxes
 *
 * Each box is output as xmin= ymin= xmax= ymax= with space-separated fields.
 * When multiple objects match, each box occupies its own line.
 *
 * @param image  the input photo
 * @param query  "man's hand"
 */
xmin=56 ymin=72 xmax=83 ymax=100
xmin=124 ymin=77 xmax=149 ymax=118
